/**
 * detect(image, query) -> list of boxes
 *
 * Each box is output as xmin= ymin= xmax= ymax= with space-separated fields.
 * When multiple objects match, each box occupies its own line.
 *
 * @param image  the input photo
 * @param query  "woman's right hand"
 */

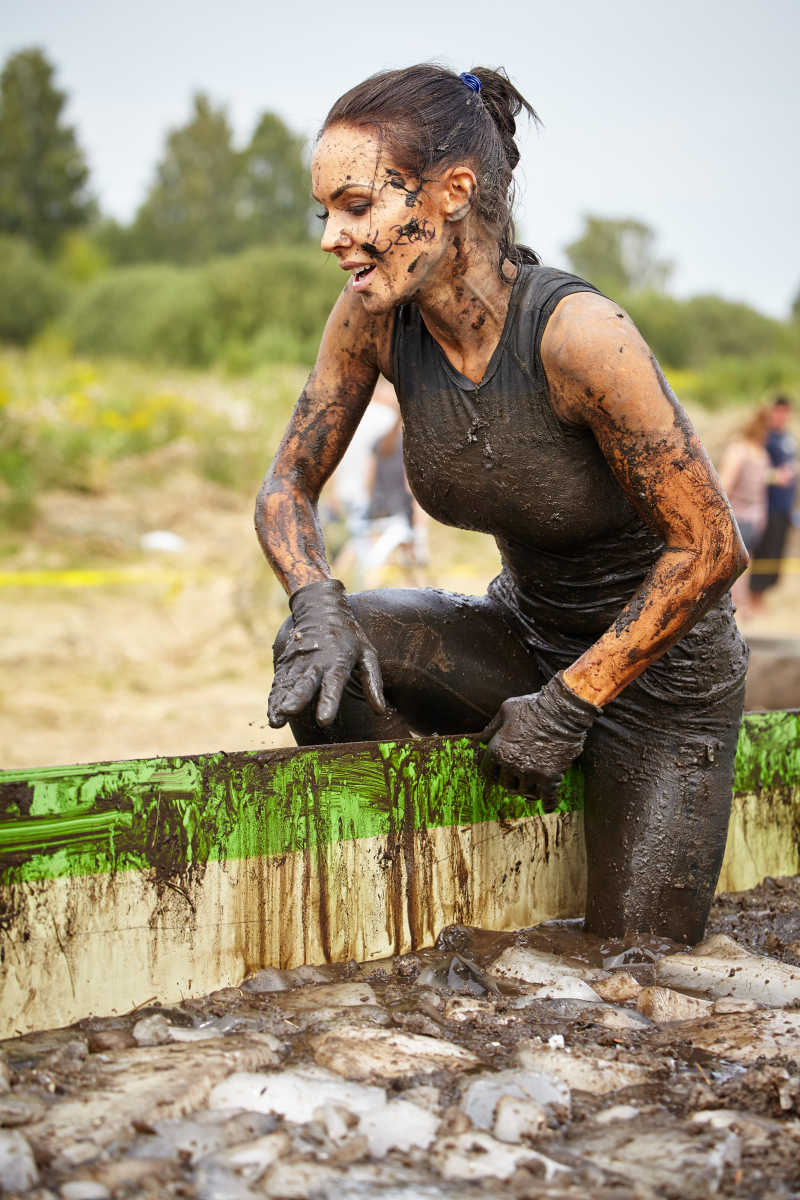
xmin=268 ymin=578 xmax=386 ymax=729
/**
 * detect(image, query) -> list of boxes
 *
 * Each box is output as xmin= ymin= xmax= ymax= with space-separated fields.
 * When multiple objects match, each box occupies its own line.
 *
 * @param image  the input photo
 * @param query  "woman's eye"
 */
xmin=347 ymin=204 xmax=369 ymax=216
xmin=315 ymin=210 xmax=329 ymax=223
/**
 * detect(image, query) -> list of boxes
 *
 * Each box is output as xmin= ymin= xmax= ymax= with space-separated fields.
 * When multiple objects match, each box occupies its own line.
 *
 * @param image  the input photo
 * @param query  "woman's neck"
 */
xmin=414 ymin=232 xmax=517 ymax=384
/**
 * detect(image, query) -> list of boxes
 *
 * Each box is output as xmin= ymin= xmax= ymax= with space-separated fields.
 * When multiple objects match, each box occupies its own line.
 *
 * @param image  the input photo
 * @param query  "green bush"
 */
xmin=63 ymin=245 xmax=343 ymax=369
xmin=0 ymin=236 xmax=69 ymax=343
xmin=625 ymin=289 xmax=789 ymax=368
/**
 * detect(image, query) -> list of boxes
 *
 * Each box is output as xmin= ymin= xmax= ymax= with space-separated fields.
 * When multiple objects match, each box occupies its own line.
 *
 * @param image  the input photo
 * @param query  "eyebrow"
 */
xmin=328 ymin=182 xmax=375 ymax=201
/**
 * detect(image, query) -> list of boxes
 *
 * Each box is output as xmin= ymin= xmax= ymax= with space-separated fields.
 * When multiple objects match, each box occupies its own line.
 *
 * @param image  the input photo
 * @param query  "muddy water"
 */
xmin=1 ymin=878 xmax=799 ymax=1199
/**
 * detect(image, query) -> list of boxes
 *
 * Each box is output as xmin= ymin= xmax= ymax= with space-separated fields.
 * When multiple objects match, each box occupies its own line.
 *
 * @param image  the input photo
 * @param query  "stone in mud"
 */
xmin=592 ymin=972 xmax=642 ymax=1003
xmin=712 ymin=997 xmax=758 ymax=1014
xmin=272 ymin=981 xmax=378 ymax=1012
xmin=657 ymin=934 xmax=800 ymax=1006
xmin=132 ymin=1014 xmax=172 ymax=1046
xmin=193 ymin=1161 xmax=261 ymax=1200
xmin=569 ymin=1124 xmax=740 ymax=1194
xmin=493 ymin=1094 xmax=549 ymax=1142
xmin=534 ymin=977 xmax=603 ymax=1001
xmin=580 ymin=1004 xmax=652 ymax=1030
xmin=654 ymin=1010 xmax=800 ymax=1064
xmin=242 ymin=964 xmax=331 ymax=993
xmin=281 ymin=1004 xmax=392 ymax=1032
xmin=24 ymin=1037 xmax=279 ymax=1167
xmin=86 ymin=1029 xmax=136 ymax=1053
xmin=460 ymin=1068 xmax=570 ymax=1128
xmin=417 ymin=953 xmax=499 ymax=996
xmin=516 ymin=1043 xmax=653 ymax=1095
xmin=310 ymin=1025 xmax=480 ymax=1081
xmin=442 ymin=995 xmax=496 ymax=1022
xmin=0 ymin=1090 xmax=46 ymax=1126
xmin=636 ymin=986 xmax=714 ymax=1023
xmin=131 ymin=1111 xmax=277 ymax=1166
xmin=59 ymin=1182 xmax=111 ymax=1199
xmin=357 ymin=1098 xmax=440 ymax=1157
xmin=0 ymin=1127 xmax=39 ymax=1192
xmin=594 ymin=1104 xmax=641 ymax=1125
xmin=399 ymin=1085 xmax=441 ymax=1113
xmin=0 ymin=1058 xmax=10 ymax=1092
xmin=209 ymin=1065 xmax=385 ymax=1122
xmin=200 ymin=1130 xmax=290 ymax=1180
xmin=431 ymin=1130 xmax=569 ymax=1183
xmin=488 ymin=945 xmax=605 ymax=988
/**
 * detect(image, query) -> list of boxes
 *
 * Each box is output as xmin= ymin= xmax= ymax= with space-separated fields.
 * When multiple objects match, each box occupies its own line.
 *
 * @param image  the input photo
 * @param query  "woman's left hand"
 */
xmin=481 ymin=673 xmax=601 ymax=808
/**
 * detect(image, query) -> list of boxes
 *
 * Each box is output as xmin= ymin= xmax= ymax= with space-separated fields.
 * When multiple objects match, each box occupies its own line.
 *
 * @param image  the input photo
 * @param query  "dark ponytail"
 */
xmin=321 ymin=63 xmax=541 ymax=276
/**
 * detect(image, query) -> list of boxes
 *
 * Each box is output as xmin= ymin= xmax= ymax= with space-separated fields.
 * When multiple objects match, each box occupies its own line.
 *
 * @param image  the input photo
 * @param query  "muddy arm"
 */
xmin=541 ymin=291 xmax=747 ymax=708
xmin=255 ymin=289 xmax=389 ymax=594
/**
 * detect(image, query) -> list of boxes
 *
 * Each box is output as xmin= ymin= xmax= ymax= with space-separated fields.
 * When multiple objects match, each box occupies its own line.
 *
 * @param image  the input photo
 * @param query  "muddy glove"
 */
xmin=268 ymin=578 xmax=386 ymax=729
xmin=481 ymin=672 xmax=602 ymax=809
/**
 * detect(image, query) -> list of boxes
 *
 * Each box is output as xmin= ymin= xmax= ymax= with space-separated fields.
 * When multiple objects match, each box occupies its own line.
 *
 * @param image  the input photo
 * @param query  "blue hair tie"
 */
xmin=459 ymin=72 xmax=481 ymax=94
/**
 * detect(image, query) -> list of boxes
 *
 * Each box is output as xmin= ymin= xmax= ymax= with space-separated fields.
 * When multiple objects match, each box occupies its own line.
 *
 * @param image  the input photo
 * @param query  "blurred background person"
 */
xmin=328 ymin=378 xmax=429 ymax=588
xmin=718 ymin=406 xmax=770 ymax=620
xmin=749 ymin=396 xmax=797 ymax=613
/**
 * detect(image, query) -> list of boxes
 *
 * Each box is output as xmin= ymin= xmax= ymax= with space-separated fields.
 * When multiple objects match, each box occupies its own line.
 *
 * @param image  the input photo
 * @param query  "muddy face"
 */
xmin=311 ymin=124 xmax=455 ymax=313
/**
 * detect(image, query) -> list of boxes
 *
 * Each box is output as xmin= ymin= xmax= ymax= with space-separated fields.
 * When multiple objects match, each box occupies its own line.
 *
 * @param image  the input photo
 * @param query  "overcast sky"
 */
xmin=2 ymin=0 xmax=798 ymax=316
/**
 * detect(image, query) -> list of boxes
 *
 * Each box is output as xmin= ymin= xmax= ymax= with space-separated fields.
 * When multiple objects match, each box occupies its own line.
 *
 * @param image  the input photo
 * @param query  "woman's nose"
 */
xmin=320 ymin=215 xmax=350 ymax=253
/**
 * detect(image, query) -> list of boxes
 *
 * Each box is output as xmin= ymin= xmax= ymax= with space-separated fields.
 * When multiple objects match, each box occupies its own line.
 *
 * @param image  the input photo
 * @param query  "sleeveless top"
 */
xmin=390 ymin=264 xmax=665 ymax=645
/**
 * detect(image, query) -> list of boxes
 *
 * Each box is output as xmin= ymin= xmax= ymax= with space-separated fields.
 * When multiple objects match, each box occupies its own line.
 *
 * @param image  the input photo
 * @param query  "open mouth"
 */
xmin=352 ymin=263 xmax=376 ymax=289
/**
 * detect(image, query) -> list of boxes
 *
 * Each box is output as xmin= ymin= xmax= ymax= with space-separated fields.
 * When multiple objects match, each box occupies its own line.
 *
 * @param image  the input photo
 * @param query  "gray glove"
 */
xmin=481 ymin=672 xmax=602 ymax=808
xmin=268 ymin=578 xmax=385 ymax=728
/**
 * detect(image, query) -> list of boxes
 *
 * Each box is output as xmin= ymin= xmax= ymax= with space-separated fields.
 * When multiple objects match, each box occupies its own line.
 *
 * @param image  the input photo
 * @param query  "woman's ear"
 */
xmin=442 ymin=165 xmax=477 ymax=222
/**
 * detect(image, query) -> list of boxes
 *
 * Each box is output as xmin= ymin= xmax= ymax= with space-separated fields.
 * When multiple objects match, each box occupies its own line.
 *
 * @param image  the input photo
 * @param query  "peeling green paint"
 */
xmin=0 ymin=736 xmax=583 ymax=886
xmin=733 ymin=710 xmax=800 ymax=796
xmin=1 ymin=711 xmax=795 ymax=888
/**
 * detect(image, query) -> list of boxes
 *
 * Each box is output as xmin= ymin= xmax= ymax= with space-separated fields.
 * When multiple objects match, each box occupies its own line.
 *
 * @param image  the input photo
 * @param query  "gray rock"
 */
xmin=431 ymin=1130 xmax=569 ymax=1183
xmin=489 ymin=945 xmax=606 ymax=988
xmin=571 ymin=1124 xmax=741 ymax=1193
xmin=132 ymin=1014 xmax=172 ymax=1046
xmin=0 ymin=1090 xmax=46 ymax=1126
xmin=461 ymin=1068 xmax=569 ymax=1128
xmin=59 ymin=1181 xmax=112 ymax=1199
xmin=493 ymin=1094 xmax=549 ymax=1142
xmin=273 ymin=981 xmax=378 ymax=1012
xmin=200 ymin=1130 xmax=290 ymax=1180
xmin=357 ymin=1099 xmax=440 ymax=1157
xmin=516 ymin=1043 xmax=652 ymax=1095
xmin=0 ymin=1127 xmax=39 ymax=1192
xmin=310 ymin=1025 xmax=480 ymax=1081
xmin=208 ymin=1066 xmax=386 ymax=1122
xmin=657 ymin=934 xmax=800 ymax=1006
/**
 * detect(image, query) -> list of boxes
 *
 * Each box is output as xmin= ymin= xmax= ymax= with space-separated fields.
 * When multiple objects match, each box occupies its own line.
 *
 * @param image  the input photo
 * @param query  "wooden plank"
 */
xmin=1 ymin=715 xmax=798 ymax=1038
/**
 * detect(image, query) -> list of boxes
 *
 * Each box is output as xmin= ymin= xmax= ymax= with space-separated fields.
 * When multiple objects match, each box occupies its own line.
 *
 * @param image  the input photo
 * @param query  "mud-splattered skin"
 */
xmin=255 ymin=122 xmax=748 ymax=941
xmin=256 ymin=124 xmax=518 ymax=595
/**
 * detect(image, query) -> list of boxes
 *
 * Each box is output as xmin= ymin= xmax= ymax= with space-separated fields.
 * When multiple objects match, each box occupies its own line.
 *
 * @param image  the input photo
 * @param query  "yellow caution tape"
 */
xmin=0 ymin=566 xmax=215 ymax=589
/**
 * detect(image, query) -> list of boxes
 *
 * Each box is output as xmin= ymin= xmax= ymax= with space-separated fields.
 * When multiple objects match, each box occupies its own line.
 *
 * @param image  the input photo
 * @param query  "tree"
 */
xmin=125 ymin=97 xmax=312 ymax=264
xmin=130 ymin=93 xmax=243 ymax=264
xmin=240 ymin=112 xmax=311 ymax=244
xmin=565 ymin=215 xmax=673 ymax=296
xmin=0 ymin=48 xmax=92 ymax=253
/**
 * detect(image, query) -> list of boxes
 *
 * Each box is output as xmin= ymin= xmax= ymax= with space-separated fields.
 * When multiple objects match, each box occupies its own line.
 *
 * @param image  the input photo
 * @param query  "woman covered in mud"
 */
xmin=255 ymin=65 xmax=749 ymax=945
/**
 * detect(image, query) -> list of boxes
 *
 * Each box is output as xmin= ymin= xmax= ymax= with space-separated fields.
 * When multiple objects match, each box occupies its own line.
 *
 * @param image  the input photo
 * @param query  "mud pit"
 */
xmin=1 ymin=877 xmax=799 ymax=1200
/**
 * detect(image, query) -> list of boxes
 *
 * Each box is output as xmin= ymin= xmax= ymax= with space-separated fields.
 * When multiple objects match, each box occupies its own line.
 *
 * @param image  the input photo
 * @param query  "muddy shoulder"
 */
xmin=1 ymin=876 xmax=799 ymax=1199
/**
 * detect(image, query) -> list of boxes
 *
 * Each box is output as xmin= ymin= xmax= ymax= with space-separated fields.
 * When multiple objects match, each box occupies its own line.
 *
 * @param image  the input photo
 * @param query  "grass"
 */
xmin=0 ymin=343 xmax=307 ymax=530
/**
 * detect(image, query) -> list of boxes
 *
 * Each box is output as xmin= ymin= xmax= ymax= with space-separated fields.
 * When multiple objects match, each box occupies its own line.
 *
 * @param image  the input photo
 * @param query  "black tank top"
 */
xmin=390 ymin=264 xmax=665 ymax=640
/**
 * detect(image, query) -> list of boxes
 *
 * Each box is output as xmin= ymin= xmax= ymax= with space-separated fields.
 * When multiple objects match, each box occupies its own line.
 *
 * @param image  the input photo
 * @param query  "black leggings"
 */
xmin=274 ymin=587 xmax=746 ymax=944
